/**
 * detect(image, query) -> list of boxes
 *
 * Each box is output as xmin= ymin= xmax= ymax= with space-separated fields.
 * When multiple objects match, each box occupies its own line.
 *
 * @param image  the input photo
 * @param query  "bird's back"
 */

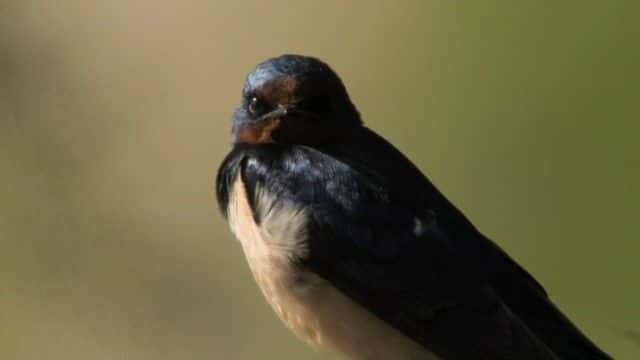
xmin=311 ymin=127 xmax=612 ymax=360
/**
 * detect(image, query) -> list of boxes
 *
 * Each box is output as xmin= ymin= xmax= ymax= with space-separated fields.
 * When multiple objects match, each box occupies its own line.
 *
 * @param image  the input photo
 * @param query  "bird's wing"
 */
xmin=298 ymin=127 xmax=611 ymax=360
xmin=234 ymin=146 xmax=551 ymax=359
xmin=300 ymin=166 xmax=560 ymax=360
xmin=233 ymin=127 xmax=610 ymax=359
xmin=485 ymin=235 xmax=612 ymax=360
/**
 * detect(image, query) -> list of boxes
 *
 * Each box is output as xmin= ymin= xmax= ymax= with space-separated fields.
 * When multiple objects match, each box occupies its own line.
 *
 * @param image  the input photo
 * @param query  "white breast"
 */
xmin=227 ymin=176 xmax=438 ymax=360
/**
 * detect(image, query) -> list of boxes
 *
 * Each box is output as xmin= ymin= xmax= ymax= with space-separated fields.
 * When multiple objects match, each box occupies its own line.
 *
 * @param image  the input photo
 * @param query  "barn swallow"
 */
xmin=216 ymin=54 xmax=611 ymax=359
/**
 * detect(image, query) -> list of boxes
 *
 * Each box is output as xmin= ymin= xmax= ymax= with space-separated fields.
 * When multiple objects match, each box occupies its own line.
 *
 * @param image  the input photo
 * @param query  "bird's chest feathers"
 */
xmin=227 ymin=175 xmax=318 ymax=318
xmin=226 ymin=175 xmax=436 ymax=359
xmin=227 ymin=175 xmax=309 ymax=281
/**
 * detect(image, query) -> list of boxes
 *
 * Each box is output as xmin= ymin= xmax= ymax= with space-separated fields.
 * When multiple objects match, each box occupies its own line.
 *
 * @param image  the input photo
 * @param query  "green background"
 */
xmin=1 ymin=1 xmax=638 ymax=359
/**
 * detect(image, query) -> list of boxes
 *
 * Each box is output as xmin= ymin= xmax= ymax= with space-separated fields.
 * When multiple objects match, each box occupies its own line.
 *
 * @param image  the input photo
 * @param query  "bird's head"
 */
xmin=231 ymin=54 xmax=361 ymax=146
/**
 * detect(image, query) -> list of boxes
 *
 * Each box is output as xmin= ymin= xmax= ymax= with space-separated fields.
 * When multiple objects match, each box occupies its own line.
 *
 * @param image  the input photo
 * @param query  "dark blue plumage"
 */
xmin=216 ymin=54 xmax=611 ymax=359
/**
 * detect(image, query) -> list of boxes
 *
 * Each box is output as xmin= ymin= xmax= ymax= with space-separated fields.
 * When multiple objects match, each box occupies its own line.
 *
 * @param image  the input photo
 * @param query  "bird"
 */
xmin=216 ymin=54 xmax=611 ymax=359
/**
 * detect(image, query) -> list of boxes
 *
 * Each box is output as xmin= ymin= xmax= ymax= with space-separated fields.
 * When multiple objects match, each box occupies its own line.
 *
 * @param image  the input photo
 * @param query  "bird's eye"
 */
xmin=248 ymin=96 xmax=268 ymax=116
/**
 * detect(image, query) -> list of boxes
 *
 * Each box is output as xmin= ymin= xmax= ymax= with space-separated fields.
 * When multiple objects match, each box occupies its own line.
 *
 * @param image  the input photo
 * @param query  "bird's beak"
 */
xmin=257 ymin=105 xmax=289 ymax=122
xmin=233 ymin=105 xmax=291 ymax=145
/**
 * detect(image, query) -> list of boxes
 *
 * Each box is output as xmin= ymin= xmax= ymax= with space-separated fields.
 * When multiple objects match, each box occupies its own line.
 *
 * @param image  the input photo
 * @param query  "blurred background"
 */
xmin=1 ymin=1 xmax=638 ymax=359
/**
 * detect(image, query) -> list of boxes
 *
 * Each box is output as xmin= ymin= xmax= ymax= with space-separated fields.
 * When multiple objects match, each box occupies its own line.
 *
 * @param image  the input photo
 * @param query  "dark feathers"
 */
xmin=217 ymin=127 xmax=610 ymax=359
xmin=216 ymin=54 xmax=611 ymax=359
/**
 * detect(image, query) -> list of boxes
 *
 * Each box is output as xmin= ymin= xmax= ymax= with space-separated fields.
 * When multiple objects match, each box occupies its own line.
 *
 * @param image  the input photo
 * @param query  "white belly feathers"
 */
xmin=227 ymin=176 xmax=438 ymax=360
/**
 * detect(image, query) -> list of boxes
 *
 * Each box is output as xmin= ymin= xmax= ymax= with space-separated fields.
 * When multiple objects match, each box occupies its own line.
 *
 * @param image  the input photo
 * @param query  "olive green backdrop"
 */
xmin=1 ymin=1 xmax=638 ymax=359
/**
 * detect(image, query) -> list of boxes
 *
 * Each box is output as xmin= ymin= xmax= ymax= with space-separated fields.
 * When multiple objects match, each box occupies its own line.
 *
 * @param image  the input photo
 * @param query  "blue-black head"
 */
xmin=231 ymin=54 xmax=361 ymax=146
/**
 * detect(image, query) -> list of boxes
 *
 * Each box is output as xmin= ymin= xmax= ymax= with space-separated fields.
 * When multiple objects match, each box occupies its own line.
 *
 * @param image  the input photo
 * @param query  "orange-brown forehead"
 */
xmin=255 ymin=76 xmax=299 ymax=105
